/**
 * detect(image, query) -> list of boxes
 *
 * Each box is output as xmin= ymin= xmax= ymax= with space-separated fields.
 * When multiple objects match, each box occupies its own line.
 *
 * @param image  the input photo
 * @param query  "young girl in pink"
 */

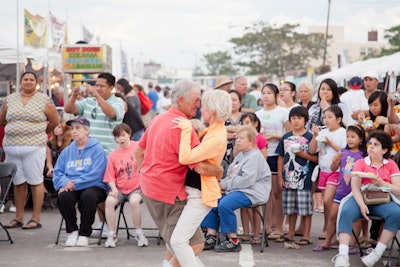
xmin=310 ymin=106 xmax=347 ymax=240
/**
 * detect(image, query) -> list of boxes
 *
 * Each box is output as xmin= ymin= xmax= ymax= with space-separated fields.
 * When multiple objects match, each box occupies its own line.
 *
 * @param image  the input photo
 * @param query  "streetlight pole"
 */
xmin=323 ymin=0 xmax=331 ymax=66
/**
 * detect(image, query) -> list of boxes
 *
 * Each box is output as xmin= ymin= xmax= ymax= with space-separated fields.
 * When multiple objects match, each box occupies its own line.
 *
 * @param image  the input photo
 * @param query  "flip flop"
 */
xmin=318 ymin=232 xmax=327 ymax=240
xmin=295 ymin=238 xmax=313 ymax=246
xmin=312 ymin=244 xmax=330 ymax=252
xmin=250 ymin=237 xmax=262 ymax=244
xmin=275 ymin=236 xmax=294 ymax=243
xmin=267 ymin=233 xmax=282 ymax=240
xmin=349 ymin=246 xmax=360 ymax=255
xmin=5 ymin=219 xmax=23 ymax=229
xmin=22 ymin=219 xmax=42 ymax=230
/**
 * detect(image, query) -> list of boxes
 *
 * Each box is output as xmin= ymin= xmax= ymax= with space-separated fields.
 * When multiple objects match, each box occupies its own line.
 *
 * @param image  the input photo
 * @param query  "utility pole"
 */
xmin=323 ymin=0 xmax=331 ymax=66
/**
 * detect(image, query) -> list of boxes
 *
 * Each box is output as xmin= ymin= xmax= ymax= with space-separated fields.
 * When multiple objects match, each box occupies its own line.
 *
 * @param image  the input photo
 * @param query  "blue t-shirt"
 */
xmin=147 ymin=91 xmax=158 ymax=111
xmin=275 ymin=131 xmax=313 ymax=190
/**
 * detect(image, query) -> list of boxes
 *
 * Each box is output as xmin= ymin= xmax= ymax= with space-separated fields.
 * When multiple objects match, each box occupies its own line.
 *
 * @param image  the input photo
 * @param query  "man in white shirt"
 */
xmin=340 ymin=76 xmax=369 ymax=125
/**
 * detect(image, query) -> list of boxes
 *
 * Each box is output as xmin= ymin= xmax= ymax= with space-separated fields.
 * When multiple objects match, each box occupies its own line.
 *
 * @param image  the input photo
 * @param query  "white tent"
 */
xmin=316 ymin=52 xmax=400 ymax=88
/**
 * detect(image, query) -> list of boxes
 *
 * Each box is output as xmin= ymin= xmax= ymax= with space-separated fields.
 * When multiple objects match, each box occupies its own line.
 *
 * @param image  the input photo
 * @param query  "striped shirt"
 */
xmin=4 ymin=93 xmax=50 ymax=146
xmin=76 ymin=95 xmax=125 ymax=155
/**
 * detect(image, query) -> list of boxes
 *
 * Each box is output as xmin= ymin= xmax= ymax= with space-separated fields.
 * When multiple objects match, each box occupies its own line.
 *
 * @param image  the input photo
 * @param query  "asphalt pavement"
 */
xmin=0 ymin=198 xmax=394 ymax=267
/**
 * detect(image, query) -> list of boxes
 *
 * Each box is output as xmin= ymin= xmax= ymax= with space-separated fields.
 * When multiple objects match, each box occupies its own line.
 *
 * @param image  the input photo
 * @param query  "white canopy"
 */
xmin=316 ymin=52 xmax=400 ymax=87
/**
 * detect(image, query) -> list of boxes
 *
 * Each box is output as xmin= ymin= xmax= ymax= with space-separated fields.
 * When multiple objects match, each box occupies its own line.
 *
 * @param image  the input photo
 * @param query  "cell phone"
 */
xmin=80 ymin=82 xmax=87 ymax=92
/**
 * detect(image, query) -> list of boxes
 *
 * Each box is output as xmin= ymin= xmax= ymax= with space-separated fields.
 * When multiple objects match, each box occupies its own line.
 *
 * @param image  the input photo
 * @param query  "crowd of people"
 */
xmin=1 ymin=70 xmax=400 ymax=267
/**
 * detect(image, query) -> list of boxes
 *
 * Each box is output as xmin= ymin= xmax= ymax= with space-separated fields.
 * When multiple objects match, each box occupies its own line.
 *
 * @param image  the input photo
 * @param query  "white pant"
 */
xmin=170 ymin=186 xmax=211 ymax=267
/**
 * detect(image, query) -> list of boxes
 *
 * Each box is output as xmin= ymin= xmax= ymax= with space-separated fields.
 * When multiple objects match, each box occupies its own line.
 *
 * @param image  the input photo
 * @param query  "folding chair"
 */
xmin=55 ymin=203 xmax=105 ymax=246
xmin=0 ymin=162 xmax=17 ymax=244
xmin=352 ymin=216 xmax=400 ymax=266
xmin=217 ymin=202 xmax=268 ymax=253
xmin=116 ymin=200 xmax=162 ymax=245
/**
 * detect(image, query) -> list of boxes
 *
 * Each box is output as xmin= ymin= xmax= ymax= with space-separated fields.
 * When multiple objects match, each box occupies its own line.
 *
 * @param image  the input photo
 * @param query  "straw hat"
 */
xmin=214 ymin=75 xmax=233 ymax=89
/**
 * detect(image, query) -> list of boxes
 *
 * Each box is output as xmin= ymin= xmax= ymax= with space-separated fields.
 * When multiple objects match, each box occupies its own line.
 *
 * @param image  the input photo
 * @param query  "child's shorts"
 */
xmin=116 ymin=189 xmax=142 ymax=204
xmin=283 ymin=188 xmax=313 ymax=216
xmin=267 ymin=156 xmax=278 ymax=174
xmin=318 ymin=171 xmax=339 ymax=190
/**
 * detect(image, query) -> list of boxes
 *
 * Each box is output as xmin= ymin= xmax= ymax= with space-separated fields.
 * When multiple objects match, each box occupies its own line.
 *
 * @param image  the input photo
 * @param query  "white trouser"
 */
xmin=170 ymin=186 xmax=211 ymax=267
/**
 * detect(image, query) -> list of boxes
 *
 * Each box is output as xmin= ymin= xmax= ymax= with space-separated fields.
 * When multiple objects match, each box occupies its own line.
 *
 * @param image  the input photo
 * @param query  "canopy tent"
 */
xmin=316 ymin=52 xmax=400 ymax=89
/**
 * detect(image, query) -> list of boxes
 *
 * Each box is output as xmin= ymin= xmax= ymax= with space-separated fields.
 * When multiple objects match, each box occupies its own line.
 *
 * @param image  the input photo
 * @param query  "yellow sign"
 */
xmin=62 ymin=45 xmax=112 ymax=73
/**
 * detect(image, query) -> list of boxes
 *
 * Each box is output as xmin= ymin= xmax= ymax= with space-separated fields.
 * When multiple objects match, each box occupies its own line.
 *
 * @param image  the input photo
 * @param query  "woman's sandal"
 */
xmin=5 ymin=219 xmax=23 ymax=229
xmin=312 ymin=244 xmax=330 ymax=252
xmin=275 ymin=236 xmax=294 ymax=243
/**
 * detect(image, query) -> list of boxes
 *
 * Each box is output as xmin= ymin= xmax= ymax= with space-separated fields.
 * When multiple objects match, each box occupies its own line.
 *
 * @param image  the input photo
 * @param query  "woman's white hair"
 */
xmin=171 ymin=80 xmax=200 ymax=106
xmin=297 ymin=81 xmax=314 ymax=95
xmin=202 ymin=90 xmax=232 ymax=121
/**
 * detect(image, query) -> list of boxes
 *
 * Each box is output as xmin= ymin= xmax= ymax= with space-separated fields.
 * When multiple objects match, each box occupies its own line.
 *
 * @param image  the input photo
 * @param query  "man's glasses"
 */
xmin=91 ymin=107 xmax=97 ymax=119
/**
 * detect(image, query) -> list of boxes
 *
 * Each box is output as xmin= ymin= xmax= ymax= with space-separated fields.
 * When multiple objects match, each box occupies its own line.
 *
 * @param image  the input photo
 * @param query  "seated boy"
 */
xmin=201 ymin=126 xmax=271 ymax=252
xmin=103 ymin=123 xmax=148 ymax=248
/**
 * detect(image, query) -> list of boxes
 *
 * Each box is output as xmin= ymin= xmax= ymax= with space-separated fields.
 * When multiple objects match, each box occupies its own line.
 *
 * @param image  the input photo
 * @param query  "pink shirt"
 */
xmin=103 ymin=141 xmax=140 ymax=194
xmin=138 ymin=107 xmax=200 ymax=204
xmin=352 ymin=156 xmax=400 ymax=185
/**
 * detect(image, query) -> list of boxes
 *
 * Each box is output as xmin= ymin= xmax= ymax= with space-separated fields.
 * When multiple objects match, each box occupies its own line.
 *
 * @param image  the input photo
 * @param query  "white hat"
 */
xmin=362 ymin=70 xmax=379 ymax=80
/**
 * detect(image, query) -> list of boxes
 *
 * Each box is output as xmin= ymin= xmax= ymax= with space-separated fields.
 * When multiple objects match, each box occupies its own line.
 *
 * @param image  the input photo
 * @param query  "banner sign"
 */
xmin=61 ymin=45 xmax=112 ymax=73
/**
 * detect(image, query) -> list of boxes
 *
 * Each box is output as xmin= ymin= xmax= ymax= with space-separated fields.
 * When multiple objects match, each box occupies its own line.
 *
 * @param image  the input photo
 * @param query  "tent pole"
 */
xmin=16 ymin=0 xmax=20 ymax=92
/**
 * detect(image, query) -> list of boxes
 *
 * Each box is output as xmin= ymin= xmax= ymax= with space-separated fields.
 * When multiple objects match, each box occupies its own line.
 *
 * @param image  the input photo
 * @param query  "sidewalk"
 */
xmin=0 ymin=200 xmax=382 ymax=266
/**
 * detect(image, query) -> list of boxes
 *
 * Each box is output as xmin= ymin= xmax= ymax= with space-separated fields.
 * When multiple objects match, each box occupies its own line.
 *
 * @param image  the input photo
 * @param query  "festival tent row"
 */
xmin=315 ymin=52 xmax=400 ymax=90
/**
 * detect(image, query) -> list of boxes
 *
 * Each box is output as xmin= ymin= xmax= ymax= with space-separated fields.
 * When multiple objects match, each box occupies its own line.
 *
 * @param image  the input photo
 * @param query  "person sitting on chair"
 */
xmin=53 ymin=116 xmax=108 ymax=247
xmin=333 ymin=131 xmax=400 ymax=267
xmin=201 ymin=126 xmax=271 ymax=252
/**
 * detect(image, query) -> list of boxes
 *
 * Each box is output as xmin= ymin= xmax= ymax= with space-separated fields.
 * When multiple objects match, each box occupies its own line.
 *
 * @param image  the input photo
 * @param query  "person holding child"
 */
xmin=333 ymin=131 xmax=400 ymax=267
xmin=274 ymin=106 xmax=318 ymax=245
xmin=103 ymin=123 xmax=148 ymax=248
xmin=201 ymin=126 xmax=271 ymax=252
xmin=313 ymin=125 xmax=367 ymax=253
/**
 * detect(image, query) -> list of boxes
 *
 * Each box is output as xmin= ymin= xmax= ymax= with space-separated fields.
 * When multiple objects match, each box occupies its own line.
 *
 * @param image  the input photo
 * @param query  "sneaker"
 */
xmin=135 ymin=233 xmax=149 ymax=247
xmin=76 ymin=235 xmax=89 ymax=247
xmin=9 ymin=204 xmax=16 ymax=213
xmin=105 ymin=235 xmax=117 ymax=248
xmin=214 ymin=239 xmax=242 ymax=252
xmin=361 ymin=249 xmax=381 ymax=267
xmin=0 ymin=204 xmax=4 ymax=214
xmin=65 ymin=230 xmax=78 ymax=247
xmin=204 ymin=235 xmax=216 ymax=250
xmin=91 ymin=222 xmax=108 ymax=238
xmin=331 ymin=253 xmax=350 ymax=267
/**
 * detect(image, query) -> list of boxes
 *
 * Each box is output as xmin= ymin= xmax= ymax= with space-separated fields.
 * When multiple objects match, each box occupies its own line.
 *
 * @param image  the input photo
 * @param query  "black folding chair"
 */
xmin=0 ymin=162 xmax=17 ymax=244
xmin=116 ymin=200 xmax=162 ymax=245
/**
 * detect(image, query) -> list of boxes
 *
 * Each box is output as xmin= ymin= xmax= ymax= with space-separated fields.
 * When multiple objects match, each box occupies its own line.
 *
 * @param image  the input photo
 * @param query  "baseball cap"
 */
xmin=362 ymin=70 xmax=379 ymax=80
xmin=66 ymin=115 xmax=90 ymax=127
xmin=349 ymin=76 xmax=362 ymax=89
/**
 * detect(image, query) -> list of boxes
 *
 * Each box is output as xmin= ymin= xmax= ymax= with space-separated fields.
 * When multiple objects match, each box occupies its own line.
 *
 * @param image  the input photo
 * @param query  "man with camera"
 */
xmin=64 ymin=72 xmax=125 ymax=156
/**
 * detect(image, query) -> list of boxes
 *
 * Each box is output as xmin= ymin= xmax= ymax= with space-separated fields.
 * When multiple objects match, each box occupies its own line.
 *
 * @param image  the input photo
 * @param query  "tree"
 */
xmin=229 ymin=21 xmax=326 ymax=77
xmin=380 ymin=25 xmax=400 ymax=56
xmin=202 ymin=51 xmax=237 ymax=76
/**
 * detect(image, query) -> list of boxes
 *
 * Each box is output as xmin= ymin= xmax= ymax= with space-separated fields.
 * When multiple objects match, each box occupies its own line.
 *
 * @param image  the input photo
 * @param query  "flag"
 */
xmin=49 ymin=12 xmax=67 ymax=52
xmin=24 ymin=9 xmax=48 ymax=49
xmin=121 ymin=48 xmax=129 ymax=79
xmin=82 ymin=25 xmax=94 ymax=43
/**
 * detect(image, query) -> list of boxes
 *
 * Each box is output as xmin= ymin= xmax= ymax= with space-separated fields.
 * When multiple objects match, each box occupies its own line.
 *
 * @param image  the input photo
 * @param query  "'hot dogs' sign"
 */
xmin=61 ymin=45 xmax=112 ymax=73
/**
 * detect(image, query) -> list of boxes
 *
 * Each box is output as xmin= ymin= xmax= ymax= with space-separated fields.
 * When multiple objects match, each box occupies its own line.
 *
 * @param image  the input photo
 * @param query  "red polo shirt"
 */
xmin=138 ymin=107 xmax=200 ymax=204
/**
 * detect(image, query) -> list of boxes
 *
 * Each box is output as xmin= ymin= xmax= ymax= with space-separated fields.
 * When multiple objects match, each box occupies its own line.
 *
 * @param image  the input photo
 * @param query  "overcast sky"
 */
xmin=1 ymin=0 xmax=400 ymax=77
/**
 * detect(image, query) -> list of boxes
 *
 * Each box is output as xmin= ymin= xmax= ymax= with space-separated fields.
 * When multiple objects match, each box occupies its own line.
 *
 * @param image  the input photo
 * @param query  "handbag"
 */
xmin=137 ymin=91 xmax=153 ymax=115
xmin=362 ymin=189 xmax=390 ymax=205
